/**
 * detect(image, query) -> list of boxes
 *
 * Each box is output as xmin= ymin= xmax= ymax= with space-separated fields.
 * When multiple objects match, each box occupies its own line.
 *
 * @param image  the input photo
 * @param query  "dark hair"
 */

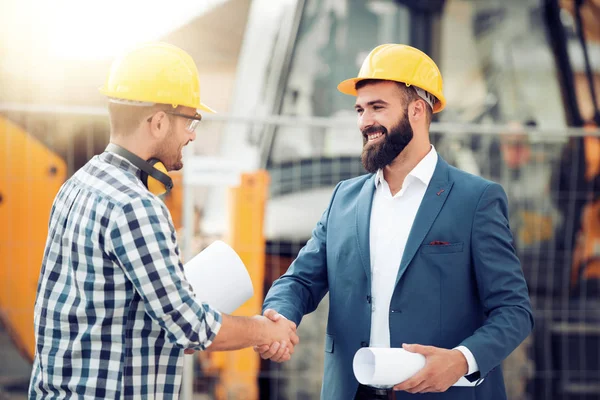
xmin=355 ymin=79 xmax=433 ymax=123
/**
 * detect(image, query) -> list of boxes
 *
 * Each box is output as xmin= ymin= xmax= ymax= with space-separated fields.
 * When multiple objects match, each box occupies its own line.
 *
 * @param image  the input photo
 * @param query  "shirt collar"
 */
xmin=100 ymin=151 xmax=143 ymax=179
xmin=374 ymin=145 xmax=438 ymax=188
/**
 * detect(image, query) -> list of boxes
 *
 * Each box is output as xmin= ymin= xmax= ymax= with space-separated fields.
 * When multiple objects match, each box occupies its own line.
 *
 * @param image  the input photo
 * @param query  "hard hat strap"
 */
xmin=413 ymin=87 xmax=435 ymax=110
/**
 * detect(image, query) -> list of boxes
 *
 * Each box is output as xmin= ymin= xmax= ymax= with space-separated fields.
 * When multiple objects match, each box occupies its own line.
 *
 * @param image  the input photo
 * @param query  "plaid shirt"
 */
xmin=29 ymin=151 xmax=222 ymax=399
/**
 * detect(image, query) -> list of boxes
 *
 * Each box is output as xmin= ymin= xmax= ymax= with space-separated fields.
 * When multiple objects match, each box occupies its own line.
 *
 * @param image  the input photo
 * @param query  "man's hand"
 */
xmin=393 ymin=343 xmax=468 ymax=393
xmin=253 ymin=309 xmax=300 ymax=363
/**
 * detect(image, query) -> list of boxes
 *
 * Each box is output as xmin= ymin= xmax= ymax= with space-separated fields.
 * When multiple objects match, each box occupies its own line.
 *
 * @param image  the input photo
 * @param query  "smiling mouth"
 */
xmin=367 ymin=131 xmax=385 ymax=142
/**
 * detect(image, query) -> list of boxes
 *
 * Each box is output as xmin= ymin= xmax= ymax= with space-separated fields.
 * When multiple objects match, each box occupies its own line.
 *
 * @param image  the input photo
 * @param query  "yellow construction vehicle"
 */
xmin=0 ymin=116 xmax=67 ymax=362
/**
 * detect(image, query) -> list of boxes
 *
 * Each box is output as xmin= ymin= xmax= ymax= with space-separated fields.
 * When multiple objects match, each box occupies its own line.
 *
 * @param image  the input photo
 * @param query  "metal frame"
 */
xmin=258 ymin=0 xmax=308 ymax=169
xmin=543 ymin=0 xmax=585 ymax=127
xmin=1 ymin=103 xmax=599 ymax=137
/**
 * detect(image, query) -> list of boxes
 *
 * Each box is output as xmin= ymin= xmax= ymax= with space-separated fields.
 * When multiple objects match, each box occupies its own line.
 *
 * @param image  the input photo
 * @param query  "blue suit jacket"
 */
xmin=263 ymin=156 xmax=534 ymax=400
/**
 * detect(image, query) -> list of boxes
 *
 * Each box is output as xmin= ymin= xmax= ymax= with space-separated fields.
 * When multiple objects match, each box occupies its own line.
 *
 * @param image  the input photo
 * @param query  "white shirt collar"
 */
xmin=374 ymin=145 xmax=438 ymax=188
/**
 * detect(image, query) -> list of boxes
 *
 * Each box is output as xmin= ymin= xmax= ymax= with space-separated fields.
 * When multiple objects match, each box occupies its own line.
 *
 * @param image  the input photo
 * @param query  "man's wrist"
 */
xmin=250 ymin=315 xmax=268 ymax=346
xmin=452 ymin=349 xmax=469 ymax=376
xmin=453 ymin=345 xmax=479 ymax=375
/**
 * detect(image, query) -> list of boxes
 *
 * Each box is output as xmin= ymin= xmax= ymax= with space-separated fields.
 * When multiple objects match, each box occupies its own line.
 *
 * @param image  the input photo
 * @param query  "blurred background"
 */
xmin=1 ymin=0 xmax=600 ymax=399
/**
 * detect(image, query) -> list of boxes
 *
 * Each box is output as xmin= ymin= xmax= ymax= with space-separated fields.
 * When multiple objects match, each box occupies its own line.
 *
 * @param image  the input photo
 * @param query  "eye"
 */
xmin=355 ymin=108 xmax=363 ymax=115
xmin=373 ymin=105 xmax=383 ymax=110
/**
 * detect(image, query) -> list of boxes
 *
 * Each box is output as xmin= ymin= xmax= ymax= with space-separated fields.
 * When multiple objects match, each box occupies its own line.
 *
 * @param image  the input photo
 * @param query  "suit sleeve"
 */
xmin=460 ymin=182 xmax=534 ymax=379
xmin=262 ymin=182 xmax=342 ymax=327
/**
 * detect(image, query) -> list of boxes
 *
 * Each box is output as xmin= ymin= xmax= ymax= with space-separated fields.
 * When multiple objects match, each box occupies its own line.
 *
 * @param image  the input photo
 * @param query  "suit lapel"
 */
xmin=395 ymin=157 xmax=454 ymax=286
xmin=356 ymin=175 xmax=376 ymax=287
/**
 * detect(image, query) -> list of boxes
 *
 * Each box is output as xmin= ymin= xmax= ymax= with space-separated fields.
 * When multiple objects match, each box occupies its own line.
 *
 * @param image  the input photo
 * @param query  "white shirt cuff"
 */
xmin=454 ymin=345 xmax=479 ymax=375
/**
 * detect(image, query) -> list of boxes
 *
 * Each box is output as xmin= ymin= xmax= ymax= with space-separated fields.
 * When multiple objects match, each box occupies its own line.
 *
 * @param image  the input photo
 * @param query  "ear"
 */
xmin=408 ymin=99 xmax=427 ymax=124
xmin=148 ymin=111 xmax=170 ymax=139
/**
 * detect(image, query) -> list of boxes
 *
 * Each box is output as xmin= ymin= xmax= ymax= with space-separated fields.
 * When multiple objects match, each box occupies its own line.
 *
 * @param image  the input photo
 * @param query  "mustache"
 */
xmin=361 ymin=125 xmax=388 ymax=138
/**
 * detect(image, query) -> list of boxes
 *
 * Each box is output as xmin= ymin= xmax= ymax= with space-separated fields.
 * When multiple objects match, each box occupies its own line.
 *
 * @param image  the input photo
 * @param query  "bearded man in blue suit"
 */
xmin=256 ymin=44 xmax=533 ymax=400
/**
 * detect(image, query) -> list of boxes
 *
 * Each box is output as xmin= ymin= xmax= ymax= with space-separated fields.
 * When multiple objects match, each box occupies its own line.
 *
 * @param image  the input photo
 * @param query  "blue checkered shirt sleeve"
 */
xmin=107 ymin=197 xmax=222 ymax=350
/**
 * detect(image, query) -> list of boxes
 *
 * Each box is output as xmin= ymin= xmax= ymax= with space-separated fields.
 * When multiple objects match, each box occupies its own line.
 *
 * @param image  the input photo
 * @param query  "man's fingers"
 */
xmin=274 ymin=350 xmax=291 ymax=363
xmin=253 ymin=345 xmax=270 ymax=353
xmin=273 ymin=341 xmax=288 ymax=360
xmin=393 ymin=370 xmax=427 ymax=391
xmin=255 ymin=345 xmax=270 ymax=355
xmin=398 ymin=370 xmax=434 ymax=394
xmin=184 ymin=349 xmax=195 ymax=355
xmin=290 ymin=331 xmax=300 ymax=346
xmin=402 ymin=343 xmax=434 ymax=356
xmin=270 ymin=341 xmax=289 ymax=362
xmin=406 ymin=382 xmax=434 ymax=394
xmin=394 ymin=377 xmax=425 ymax=392
xmin=263 ymin=309 xmax=281 ymax=321
xmin=259 ymin=342 xmax=280 ymax=359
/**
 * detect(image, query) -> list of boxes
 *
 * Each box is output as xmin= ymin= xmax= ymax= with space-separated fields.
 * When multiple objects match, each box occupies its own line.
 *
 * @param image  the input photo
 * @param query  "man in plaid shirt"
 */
xmin=29 ymin=43 xmax=298 ymax=399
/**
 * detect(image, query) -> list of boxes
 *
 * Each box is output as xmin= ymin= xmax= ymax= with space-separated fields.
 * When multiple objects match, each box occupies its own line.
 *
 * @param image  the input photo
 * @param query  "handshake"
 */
xmin=252 ymin=309 xmax=299 ymax=363
xmin=190 ymin=308 xmax=299 ymax=359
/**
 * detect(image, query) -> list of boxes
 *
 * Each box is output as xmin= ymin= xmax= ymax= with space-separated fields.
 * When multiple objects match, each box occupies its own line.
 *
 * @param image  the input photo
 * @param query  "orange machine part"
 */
xmin=0 ymin=117 xmax=67 ymax=362
xmin=210 ymin=171 xmax=270 ymax=400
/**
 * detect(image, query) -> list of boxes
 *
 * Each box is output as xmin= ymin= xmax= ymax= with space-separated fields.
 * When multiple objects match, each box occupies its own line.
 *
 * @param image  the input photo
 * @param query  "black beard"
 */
xmin=361 ymin=116 xmax=413 ymax=173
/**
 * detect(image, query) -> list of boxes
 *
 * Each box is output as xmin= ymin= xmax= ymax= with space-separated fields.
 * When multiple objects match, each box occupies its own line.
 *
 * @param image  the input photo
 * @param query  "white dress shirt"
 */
xmin=368 ymin=145 xmax=479 ymax=376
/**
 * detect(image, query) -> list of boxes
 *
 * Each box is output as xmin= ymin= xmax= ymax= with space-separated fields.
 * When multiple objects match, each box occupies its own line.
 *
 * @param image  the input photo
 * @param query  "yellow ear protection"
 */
xmin=106 ymin=143 xmax=173 ymax=196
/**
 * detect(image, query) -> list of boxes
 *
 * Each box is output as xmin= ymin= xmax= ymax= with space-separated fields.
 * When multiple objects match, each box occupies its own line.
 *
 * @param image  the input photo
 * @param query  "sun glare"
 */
xmin=47 ymin=0 xmax=227 ymax=61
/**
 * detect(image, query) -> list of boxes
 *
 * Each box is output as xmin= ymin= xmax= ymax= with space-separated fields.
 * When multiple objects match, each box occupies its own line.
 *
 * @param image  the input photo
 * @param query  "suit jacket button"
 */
xmin=361 ymin=342 xmax=368 ymax=347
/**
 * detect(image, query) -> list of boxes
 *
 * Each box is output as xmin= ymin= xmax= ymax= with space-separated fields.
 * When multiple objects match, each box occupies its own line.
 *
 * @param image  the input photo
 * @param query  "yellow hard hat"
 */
xmin=99 ymin=42 xmax=215 ymax=113
xmin=338 ymin=44 xmax=446 ymax=113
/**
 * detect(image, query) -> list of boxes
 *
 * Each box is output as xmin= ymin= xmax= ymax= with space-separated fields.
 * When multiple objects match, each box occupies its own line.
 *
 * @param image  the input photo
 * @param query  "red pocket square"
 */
xmin=429 ymin=241 xmax=450 ymax=245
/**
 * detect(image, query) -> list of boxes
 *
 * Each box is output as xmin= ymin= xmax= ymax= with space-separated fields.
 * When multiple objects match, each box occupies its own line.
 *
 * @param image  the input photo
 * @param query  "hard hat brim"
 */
xmin=198 ymin=102 xmax=216 ymax=114
xmin=337 ymin=78 xmax=361 ymax=96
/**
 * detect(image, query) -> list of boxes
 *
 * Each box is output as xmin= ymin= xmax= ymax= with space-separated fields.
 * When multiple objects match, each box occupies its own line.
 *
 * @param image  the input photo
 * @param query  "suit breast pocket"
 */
xmin=420 ymin=242 xmax=464 ymax=254
xmin=324 ymin=334 xmax=334 ymax=353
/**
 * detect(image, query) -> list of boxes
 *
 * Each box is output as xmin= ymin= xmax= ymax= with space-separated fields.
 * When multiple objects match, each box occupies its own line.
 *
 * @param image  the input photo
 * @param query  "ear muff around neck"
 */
xmin=105 ymin=143 xmax=174 ymax=196
xmin=144 ymin=159 xmax=173 ymax=196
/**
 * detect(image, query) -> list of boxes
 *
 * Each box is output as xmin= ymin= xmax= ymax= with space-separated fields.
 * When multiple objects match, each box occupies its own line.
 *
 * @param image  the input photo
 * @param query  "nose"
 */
xmin=190 ymin=130 xmax=197 ymax=142
xmin=358 ymin=109 xmax=376 ymax=133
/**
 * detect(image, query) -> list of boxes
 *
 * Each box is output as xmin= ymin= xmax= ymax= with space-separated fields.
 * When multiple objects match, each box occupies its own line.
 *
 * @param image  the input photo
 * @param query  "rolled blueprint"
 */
xmin=353 ymin=347 xmax=480 ymax=388
xmin=183 ymin=240 xmax=254 ymax=314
